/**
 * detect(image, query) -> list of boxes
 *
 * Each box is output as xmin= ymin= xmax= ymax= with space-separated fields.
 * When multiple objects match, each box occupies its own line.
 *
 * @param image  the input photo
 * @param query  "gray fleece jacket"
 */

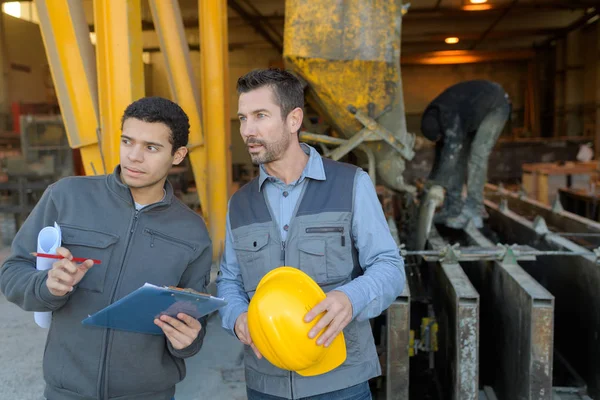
xmin=0 ymin=166 xmax=212 ymax=400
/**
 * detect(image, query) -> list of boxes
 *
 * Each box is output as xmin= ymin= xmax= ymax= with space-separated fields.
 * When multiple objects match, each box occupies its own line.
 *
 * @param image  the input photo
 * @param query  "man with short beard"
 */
xmin=216 ymin=68 xmax=405 ymax=400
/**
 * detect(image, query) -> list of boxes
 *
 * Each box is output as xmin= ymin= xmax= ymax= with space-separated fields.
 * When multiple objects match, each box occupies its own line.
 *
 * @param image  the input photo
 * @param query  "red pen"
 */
xmin=30 ymin=252 xmax=102 ymax=265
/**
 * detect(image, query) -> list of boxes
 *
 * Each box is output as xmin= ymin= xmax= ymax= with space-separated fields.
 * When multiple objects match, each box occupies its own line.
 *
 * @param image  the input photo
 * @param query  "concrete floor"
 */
xmin=0 ymin=247 xmax=247 ymax=400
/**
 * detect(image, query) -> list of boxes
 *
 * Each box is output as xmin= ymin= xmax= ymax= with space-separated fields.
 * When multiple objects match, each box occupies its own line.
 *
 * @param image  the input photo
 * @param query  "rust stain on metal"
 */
xmin=458 ymin=306 xmax=479 ymax=399
xmin=386 ymin=297 xmax=410 ymax=400
xmin=530 ymin=305 xmax=554 ymax=399
xmin=284 ymin=0 xmax=414 ymax=192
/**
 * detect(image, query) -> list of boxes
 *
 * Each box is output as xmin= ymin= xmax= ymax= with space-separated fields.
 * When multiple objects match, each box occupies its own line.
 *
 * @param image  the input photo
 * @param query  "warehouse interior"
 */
xmin=1 ymin=0 xmax=600 ymax=399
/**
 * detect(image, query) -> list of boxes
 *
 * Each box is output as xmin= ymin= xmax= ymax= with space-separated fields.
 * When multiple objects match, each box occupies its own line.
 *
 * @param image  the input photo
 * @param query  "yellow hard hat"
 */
xmin=247 ymin=266 xmax=346 ymax=376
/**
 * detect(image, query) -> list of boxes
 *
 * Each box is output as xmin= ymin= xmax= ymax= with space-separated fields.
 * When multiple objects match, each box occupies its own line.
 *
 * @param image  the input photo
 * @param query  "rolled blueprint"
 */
xmin=35 ymin=222 xmax=61 ymax=328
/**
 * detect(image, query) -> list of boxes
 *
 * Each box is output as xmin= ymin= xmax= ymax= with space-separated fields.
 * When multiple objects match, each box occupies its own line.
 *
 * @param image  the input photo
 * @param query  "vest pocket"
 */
xmin=232 ymin=231 xmax=271 ymax=292
xmin=298 ymin=239 xmax=327 ymax=283
xmin=302 ymin=224 xmax=353 ymax=282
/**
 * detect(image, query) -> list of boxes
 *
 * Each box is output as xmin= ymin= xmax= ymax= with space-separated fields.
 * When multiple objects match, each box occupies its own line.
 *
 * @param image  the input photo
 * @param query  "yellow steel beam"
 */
xmin=148 ymin=0 xmax=207 ymax=220
xmin=94 ymin=0 xmax=144 ymax=171
xmin=35 ymin=0 xmax=104 ymax=175
xmin=200 ymin=0 xmax=231 ymax=260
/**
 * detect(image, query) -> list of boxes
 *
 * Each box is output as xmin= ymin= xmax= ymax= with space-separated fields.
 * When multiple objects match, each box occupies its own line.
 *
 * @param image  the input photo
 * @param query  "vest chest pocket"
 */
xmin=60 ymin=224 xmax=119 ymax=293
xmin=232 ymin=231 xmax=271 ymax=292
xmin=298 ymin=240 xmax=327 ymax=284
xmin=302 ymin=225 xmax=353 ymax=283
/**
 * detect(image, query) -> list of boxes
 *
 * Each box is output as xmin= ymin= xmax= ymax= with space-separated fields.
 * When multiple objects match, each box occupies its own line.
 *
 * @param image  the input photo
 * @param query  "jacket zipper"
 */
xmin=305 ymin=226 xmax=345 ymax=246
xmin=98 ymin=209 xmax=140 ymax=399
xmin=145 ymin=228 xmax=196 ymax=251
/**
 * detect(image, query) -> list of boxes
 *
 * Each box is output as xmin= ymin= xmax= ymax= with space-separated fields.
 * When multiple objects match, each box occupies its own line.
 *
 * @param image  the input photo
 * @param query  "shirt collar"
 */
xmin=257 ymin=143 xmax=326 ymax=191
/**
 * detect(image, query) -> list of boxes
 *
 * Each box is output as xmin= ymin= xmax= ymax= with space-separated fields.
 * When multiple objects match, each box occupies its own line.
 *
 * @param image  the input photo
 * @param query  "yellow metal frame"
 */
xmin=200 ymin=0 xmax=231 ymax=259
xmin=94 ymin=0 xmax=144 ymax=172
xmin=36 ymin=0 xmax=230 ymax=261
xmin=149 ymin=0 xmax=208 ymax=220
xmin=35 ymin=0 xmax=104 ymax=175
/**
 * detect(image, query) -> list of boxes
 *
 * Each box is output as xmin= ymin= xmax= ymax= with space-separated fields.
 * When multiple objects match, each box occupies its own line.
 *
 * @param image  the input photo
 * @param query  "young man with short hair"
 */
xmin=1 ymin=96 xmax=212 ymax=400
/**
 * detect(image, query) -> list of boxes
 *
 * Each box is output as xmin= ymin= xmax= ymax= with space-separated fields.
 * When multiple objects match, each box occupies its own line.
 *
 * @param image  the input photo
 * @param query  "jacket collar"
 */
xmin=106 ymin=165 xmax=174 ymax=209
xmin=257 ymin=143 xmax=326 ymax=191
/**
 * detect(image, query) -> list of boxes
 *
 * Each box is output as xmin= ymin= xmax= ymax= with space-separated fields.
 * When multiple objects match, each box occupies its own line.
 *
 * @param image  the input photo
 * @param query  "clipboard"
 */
xmin=82 ymin=283 xmax=227 ymax=335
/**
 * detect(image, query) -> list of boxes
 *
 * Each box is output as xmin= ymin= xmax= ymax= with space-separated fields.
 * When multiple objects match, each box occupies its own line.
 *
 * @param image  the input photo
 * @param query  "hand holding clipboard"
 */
xmin=82 ymin=283 xmax=227 ymax=335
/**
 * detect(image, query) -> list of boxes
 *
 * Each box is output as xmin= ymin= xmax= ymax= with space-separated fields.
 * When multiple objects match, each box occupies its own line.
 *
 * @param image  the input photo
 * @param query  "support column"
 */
xmin=200 ymin=0 xmax=231 ymax=260
xmin=554 ymin=39 xmax=566 ymax=137
xmin=94 ymin=0 xmax=144 ymax=171
xmin=0 ymin=11 xmax=9 ymax=130
xmin=35 ymin=0 xmax=104 ymax=175
xmin=596 ymin=23 xmax=600 ymax=159
xmin=149 ymin=0 xmax=207 ymax=219
xmin=565 ymin=30 xmax=585 ymax=136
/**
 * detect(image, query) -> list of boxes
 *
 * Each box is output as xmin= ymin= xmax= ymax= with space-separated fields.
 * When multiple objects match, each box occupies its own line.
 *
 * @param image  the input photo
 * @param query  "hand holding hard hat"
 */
xmin=247 ymin=266 xmax=348 ymax=376
xmin=304 ymin=289 xmax=353 ymax=347
xmin=234 ymin=312 xmax=262 ymax=359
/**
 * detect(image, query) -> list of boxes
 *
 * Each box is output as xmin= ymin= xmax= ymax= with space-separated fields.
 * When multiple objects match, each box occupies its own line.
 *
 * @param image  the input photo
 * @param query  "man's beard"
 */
xmin=247 ymin=135 xmax=290 ymax=165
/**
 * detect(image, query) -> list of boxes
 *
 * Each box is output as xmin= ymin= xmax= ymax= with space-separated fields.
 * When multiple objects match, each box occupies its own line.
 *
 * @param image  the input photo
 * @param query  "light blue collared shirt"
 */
xmin=217 ymin=144 xmax=405 ymax=336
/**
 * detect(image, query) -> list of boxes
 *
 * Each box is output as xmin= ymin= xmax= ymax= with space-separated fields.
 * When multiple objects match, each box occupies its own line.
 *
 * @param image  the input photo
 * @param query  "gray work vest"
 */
xmin=229 ymin=157 xmax=381 ymax=399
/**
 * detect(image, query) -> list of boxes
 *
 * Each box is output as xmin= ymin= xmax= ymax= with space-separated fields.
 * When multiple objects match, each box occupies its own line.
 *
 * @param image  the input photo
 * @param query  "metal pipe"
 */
xmin=200 ymin=0 xmax=231 ymax=260
xmin=403 ymin=249 xmax=595 ymax=258
xmin=149 ymin=0 xmax=208 ymax=219
xmin=35 ymin=0 xmax=104 ymax=175
xmin=94 ymin=0 xmax=144 ymax=171
xmin=299 ymin=132 xmax=347 ymax=146
xmin=358 ymin=144 xmax=376 ymax=184
xmin=554 ymin=232 xmax=600 ymax=237
xmin=0 ymin=11 xmax=9 ymax=129
xmin=415 ymin=185 xmax=444 ymax=251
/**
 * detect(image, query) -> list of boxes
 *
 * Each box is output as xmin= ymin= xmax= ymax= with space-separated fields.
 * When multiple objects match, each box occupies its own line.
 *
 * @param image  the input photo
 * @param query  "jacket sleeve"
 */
xmin=0 ymin=184 xmax=76 ymax=311
xmin=215 ymin=208 xmax=249 ymax=338
xmin=334 ymin=171 xmax=405 ymax=321
xmin=167 ymin=224 xmax=213 ymax=359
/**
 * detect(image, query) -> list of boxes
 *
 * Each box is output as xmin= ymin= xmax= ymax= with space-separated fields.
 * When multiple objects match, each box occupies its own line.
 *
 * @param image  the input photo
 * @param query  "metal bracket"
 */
xmin=533 ymin=215 xmax=549 ymax=235
xmin=500 ymin=245 xmax=519 ymax=265
xmin=347 ymin=104 xmax=415 ymax=161
xmin=552 ymin=197 xmax=564 ymax=213
xmin=441 ymin=243 xmax=461 ymax=264
xmin=518 ymin=186 xmax=528 ymax=199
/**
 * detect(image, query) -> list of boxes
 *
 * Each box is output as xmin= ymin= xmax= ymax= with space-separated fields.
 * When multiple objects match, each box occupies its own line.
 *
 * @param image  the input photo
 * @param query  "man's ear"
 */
xmin=172 ymin=146 xmax=188 ymax=165
xmin=287 ymin=107 xmax=304 ymax=134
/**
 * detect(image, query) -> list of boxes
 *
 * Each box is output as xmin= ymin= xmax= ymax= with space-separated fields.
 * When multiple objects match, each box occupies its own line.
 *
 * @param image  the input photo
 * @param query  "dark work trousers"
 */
xmin=428 ymin=103 xmax=510 ymax=217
